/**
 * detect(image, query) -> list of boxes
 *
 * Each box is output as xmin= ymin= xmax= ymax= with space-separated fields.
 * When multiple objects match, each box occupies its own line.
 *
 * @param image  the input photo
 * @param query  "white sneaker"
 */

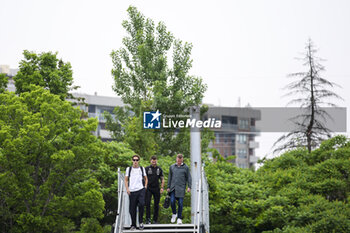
xmin=177 ymin=218 xmax=182 ymax=224
xmin=171 ymin=214 xmax=177 ymax=223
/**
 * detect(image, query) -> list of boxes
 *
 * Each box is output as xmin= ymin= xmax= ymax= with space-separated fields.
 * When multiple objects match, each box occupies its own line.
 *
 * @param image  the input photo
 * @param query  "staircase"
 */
xmin=113 ymin=168 xmax=209 ymax=233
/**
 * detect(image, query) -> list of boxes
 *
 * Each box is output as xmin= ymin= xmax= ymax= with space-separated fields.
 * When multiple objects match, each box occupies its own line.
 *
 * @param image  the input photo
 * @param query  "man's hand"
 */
xmin=167 ymin=188 xmax=170 ymax=193
xmin=160 ymin=188 xmax=164 ymax=194
xmin=187 ymin=187 xmax=191 ymax=193
xmin=127 ymin=189 xmax=131 ymax=195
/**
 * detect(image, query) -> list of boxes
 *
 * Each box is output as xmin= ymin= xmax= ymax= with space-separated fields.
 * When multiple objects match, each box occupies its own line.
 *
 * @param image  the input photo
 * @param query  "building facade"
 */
xmin=204 ymin=107 xmax=261 ymax=168
xmin=72 ymin=93 xmax=124 ymax=141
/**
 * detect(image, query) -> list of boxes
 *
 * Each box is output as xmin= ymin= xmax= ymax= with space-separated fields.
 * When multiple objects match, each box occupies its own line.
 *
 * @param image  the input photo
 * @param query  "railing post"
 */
xmin=114 ymin=168 xmax=127 ymax=233
xmin=190 ymin=106 xmax=201 ymax=224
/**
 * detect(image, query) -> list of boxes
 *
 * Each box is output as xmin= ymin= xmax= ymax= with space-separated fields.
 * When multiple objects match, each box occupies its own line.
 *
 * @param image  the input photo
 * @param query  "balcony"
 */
xmin=249 ymin=141 xmax=259 ymax=149
xmin=249 ymin=156 xmax=259 ymax=163
xmin=88 ymin=112 xmax=97 ymax=118
xmin=221 ymin=123 xmax=238 ymax=130
xmin=99 ymin=129 xmax=113 ymax=139
xmin=88 ymin=113 xmax=116 ymax=123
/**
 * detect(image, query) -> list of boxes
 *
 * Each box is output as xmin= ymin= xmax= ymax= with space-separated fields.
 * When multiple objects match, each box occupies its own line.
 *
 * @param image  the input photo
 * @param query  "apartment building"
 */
xmin=203 ymin=107 xmax=261 ymax=168
xmin=72 ymin=93 xmax=124 ymax=141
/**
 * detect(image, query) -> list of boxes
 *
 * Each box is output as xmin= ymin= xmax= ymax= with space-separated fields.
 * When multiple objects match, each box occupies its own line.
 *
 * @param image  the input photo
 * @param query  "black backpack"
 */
xmin=128 ymin=166 xmax=145 ymax=186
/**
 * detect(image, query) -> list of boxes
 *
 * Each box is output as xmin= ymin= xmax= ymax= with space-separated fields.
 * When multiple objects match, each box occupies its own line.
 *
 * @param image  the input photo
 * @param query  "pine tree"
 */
xmin=274 ymin=39 xmax=343 ymax=153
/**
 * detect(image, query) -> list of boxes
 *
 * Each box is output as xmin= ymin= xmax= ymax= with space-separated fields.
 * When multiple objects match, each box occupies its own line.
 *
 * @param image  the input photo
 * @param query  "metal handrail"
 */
xmin=193 ymin=167 xmax=204 ymax=233
xmin=202 ymin=170 xmax=210 ymax=233
xmin=197 ymin=171 xmax=202 ymax=233
xmin=114 ymin=168 xmax=125 ymax=233
xmin=197 ymin=168 xmax=210 ymax=233
xmin=193 ymin=181 xmax=198 ymax=232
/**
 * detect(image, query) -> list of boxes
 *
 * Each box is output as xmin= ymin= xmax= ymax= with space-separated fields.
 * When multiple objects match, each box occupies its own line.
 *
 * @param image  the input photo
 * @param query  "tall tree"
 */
xmin=274 ymin=39 xmax=342 ymax=153
xmin=108 ymin=6 xmax=207 ymax=157
xmin=14 ymin=50 xmax=79 ymax=100
xmin=0 ymin=86 xmax=104 ymax=232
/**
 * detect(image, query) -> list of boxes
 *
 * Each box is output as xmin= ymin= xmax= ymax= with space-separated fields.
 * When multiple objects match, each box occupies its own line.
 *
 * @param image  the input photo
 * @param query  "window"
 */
xmin=231 ymin=148 xmax=236 ymax=156
xmin=237 ymin=134 xmax=247 ymax=144
xmin=251 ymin=118 xmax=255 ymax=126
xmin=239 ymin=118 xmax=249 ymax=129
xmin=231 ymin=134 xmax=236 ymax=144
xmin=238 ymin=149 xmax=247 ymax=159
xmin=222 ymin=116 xmax=237 ymax=129
xmin=88 ymin=105 xmax=96 ymax=113
xmin=249 ymin=148 xmax=253 ymax=156
xmin=224 ymin=134 xmax=228 ymax=144
xmin=222 ymin=116 xmax=237 ymax=125
xmin=215 ymin=133 xmax=220 ymax=143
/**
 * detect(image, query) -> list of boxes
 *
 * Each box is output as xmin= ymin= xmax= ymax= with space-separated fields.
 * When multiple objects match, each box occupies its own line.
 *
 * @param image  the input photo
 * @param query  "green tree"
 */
xmin=14 ymin=50 xmax=79 ymax=100
xmin=0 ymin=86 xmax=104 ymax=232
xmin=93 ymin=141 xmax=135 ymax=226
xmin=274 ymin=39 xmax=343 ymax=153
xmin=111 ymin=6 xmax=206 ymax=116
xmin=205 ymin=135 xmax=350 ymax=233
xmin=257 ymin=136 xmax=350 ymax=232
xmin=108 ymin=6 xmax=207 ymax=158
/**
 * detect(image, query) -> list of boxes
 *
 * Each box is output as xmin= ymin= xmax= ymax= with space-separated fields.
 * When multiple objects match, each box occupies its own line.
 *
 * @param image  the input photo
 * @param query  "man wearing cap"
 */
xmin=145 ymin=155 xmax=165 ymax=224
xmin=167 ymin=154 xmax=191 ymax=224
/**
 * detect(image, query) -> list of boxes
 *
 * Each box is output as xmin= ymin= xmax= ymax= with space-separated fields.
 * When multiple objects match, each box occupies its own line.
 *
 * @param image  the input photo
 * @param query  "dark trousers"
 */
xmin=170 ymin=191 xmax=184 ymax=219
xmin=145 ymin=187 xmax=160 ymax=221
xmin=129 ymin=188 xmax=145 ymax=227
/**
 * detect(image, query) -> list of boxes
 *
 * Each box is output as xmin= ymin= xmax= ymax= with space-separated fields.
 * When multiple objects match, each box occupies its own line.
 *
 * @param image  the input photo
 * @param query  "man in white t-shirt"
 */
xmin=125 ymin=155 xmax=148 ymax=231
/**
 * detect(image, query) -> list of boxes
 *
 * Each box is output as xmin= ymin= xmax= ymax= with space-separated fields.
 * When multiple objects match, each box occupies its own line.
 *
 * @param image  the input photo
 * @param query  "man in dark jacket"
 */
xmin=145 ymin=155 xmax=164 ymax=224
xmin=167 ymin=154 xmax=191 ymax=224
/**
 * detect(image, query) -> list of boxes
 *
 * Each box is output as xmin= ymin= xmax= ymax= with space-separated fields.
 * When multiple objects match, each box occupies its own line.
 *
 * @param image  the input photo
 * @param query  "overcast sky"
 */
xmin=1 ymin=0 xmax=349 ymax=158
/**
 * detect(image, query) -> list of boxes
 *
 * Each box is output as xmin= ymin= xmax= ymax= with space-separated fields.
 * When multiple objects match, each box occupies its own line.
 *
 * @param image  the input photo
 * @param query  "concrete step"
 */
xmin=122 ymin=223 xmax=197 ymax=233
xmin=122 ymin=230 xmax=196 ymax=233
xmin=145 ymin=224 xmax=195 ymax=228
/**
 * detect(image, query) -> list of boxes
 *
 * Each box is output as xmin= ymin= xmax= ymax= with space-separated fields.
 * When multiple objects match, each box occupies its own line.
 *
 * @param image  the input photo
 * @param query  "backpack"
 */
xmin=128 ymin=166 xmax=145 ymax=186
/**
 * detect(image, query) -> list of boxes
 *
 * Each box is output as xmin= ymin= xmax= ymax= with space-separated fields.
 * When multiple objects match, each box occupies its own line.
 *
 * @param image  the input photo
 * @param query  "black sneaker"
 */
xmin=130 ymin=226 xmax=136 ymax=231
xmin=146 ymin=219 xmax=151 ymax=224
xmin=139 ymin=223 xmax=144 ymax=230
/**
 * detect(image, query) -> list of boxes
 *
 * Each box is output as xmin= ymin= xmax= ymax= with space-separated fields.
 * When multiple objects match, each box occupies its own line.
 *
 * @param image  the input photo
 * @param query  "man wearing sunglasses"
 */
xmin=125 ymin=155 xmax=148 ymax=231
